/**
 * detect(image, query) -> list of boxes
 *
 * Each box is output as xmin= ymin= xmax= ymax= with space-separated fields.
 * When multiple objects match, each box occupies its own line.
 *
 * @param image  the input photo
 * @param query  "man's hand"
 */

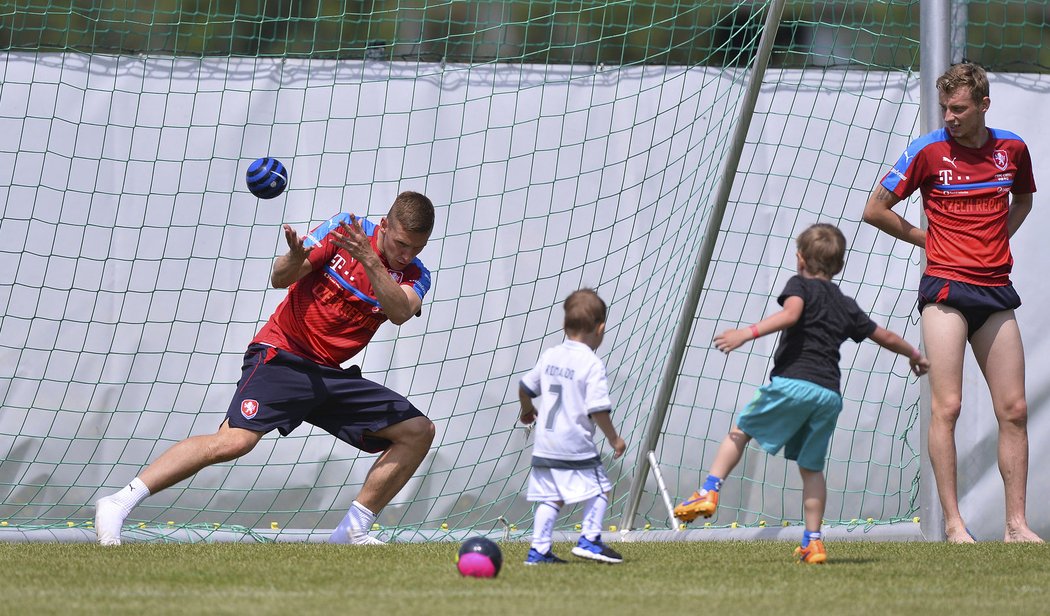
xmin=271 ymin=224 xmax=314 ymax=288
xmin=332 ymin=214 xmax=378 ymax=266
xmin=283 ymin=224 xmax=313 ymax=261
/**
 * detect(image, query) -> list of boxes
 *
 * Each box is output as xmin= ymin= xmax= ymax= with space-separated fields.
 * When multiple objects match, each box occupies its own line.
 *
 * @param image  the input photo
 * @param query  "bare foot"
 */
xmin=945 ymin=527 xmax=976 ymax=544
xmin=1005 ymin=527 xmax=1045 ymax=543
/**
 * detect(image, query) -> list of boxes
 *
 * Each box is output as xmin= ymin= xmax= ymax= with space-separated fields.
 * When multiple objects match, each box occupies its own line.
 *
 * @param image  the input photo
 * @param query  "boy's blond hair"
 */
xmin=796 ymin=223 xmax=846 ymax=278
xmin=564 ymin=288 xmax=606 ymax=336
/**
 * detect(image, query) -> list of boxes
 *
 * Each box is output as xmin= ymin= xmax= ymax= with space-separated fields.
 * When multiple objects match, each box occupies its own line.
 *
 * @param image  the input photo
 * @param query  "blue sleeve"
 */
xmin=881 ymin=129 xmax=948 ymax=196
xmin=305 ymin=214 xmax=376 ymax=247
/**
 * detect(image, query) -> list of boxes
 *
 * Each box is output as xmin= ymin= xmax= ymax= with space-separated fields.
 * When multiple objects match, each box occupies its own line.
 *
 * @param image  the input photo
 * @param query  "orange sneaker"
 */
xmin=794 ymin=539 xmax=827 ymax=564
xmin=673 ymin=490 xmax=719 ymax=522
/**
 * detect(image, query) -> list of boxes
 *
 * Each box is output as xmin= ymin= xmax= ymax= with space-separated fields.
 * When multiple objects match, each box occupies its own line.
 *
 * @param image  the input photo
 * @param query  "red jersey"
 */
xmin=880 ymin=127 xmax=1036 ymax=285
xmin=252 ymin=214 xmax=431 ymax=367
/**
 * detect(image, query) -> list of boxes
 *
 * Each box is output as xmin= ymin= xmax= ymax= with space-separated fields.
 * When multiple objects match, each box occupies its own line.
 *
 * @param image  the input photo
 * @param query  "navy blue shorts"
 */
xmin=225 ymin=344 xmax=426 ymax=453
xmin=917 ymin=275 xmax=1021 ymax=339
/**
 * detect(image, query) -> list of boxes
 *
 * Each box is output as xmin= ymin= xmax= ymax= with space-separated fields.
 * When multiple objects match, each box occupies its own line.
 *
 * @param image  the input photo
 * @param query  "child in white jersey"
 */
xmin=518 ymin=288 xmax=627 ymax=564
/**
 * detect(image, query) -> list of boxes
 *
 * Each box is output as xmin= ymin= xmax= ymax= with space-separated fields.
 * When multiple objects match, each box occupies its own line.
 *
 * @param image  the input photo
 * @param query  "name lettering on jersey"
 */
xmin=545 ymin=365 xmax=575 ymax=380
xmin=943 ymin=197 xmax=1005 ymax=213
xmin=993 ymin=150 xmax=1009 ymax=171
xmin=889 ymin=167 xmax=907 ymax=182
xmin=941 ymin=156 xmax=958 ymax=168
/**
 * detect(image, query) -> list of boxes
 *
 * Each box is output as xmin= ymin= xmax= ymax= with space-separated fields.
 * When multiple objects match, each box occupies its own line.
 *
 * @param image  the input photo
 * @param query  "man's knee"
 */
xmin=397 ymin=416 xmax=436 ymax=449
xmin=931 ymin=397 xmax=963 ymax=423
xmin=211 ymin=428 xmax=260 ymax=461
xmin=998 ymin=398 xmax=1028 ymax=427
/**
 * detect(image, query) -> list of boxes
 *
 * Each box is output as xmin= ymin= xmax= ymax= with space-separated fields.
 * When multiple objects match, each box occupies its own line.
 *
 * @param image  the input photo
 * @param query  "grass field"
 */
xmin=4 ymin=540 xmax=1048 ymax=615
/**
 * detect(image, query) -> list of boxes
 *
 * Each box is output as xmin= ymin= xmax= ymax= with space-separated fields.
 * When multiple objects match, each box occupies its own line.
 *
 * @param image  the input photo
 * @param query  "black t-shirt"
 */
xmin=770 ymin=275 xmax=877 ymax=393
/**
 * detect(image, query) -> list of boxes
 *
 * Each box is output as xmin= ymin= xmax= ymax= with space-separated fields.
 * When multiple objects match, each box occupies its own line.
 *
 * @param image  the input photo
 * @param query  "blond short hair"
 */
xmin=796 ymin=223 xmax=846 ymax=278
xmin=936 ymin=62 xmax=990 ymax=104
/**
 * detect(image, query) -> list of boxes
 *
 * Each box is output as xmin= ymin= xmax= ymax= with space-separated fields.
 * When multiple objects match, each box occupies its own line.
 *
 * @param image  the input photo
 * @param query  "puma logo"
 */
xmin=942 ymin=156 xmax=958 ymax=168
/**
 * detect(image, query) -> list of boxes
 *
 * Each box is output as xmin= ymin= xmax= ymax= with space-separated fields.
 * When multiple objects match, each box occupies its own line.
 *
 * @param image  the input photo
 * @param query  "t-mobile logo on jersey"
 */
xmin=938 ymin=169 xmax=953 ymax=184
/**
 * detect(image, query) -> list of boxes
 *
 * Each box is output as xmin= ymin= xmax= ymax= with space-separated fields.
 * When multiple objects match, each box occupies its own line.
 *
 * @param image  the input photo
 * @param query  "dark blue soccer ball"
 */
xmin=246 ymin=157 xmax=289 ymax=199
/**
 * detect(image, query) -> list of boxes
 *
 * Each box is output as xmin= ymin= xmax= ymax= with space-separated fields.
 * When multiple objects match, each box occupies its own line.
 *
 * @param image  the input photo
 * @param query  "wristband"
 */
xmin=749 ymin=325 xmax=760 ymax=339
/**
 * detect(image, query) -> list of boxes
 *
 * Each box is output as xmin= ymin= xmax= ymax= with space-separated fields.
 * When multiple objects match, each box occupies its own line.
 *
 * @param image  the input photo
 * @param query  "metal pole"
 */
xmin=620 ymin=0 xmax=788 ymax=530
xmin=950 ymin=0 xmax=968 ymax=64
xmin=918 ymin=0 xmax=953 ymax=543
xmin=646 ymin=451 xmax=680 ymax=530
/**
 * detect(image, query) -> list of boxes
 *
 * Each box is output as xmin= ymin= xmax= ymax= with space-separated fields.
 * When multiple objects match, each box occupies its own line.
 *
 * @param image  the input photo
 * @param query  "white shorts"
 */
xmin=526 ymin=465 xmax=612 ymax=505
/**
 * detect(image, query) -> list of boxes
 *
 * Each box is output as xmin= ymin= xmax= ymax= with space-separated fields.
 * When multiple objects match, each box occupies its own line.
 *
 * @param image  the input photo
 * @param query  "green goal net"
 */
xmin=1 ymin=1 xmax=1047 ymax=542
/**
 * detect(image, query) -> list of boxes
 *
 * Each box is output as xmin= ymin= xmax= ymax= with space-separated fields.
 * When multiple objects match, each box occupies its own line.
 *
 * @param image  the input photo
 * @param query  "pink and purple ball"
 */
xmin=457 ymin=552 xmax=498 ymax=578
xmin=456 ymin=536 xmax=502 ymax=578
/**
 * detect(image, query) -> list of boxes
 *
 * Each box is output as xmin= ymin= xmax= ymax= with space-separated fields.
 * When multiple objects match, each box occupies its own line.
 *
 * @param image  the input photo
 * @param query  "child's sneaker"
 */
xmin=794 ymin=539 xmax=827 ymax=564
xmin=571 ymin=535 xmax=623 ymax=564
xmin=524 ymin=548 xmax=567 ymax=565
xmin=673 ymin=489 xmax=719 ymax=522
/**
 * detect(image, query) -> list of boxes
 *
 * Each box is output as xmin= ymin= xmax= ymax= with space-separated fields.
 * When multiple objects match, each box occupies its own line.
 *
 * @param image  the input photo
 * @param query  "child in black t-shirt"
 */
xmin=673 ymin=223 xmax=930 ymax=564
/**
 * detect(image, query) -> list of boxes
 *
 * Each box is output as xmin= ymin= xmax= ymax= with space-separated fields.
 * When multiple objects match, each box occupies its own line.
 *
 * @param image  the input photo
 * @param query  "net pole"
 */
xmin=918 ymin=0 xmax=953 ymax=543
xmin=620 ymin=0 xmax=788 ymax=530
xmin=646 ymin=451 xmax=680 ymax=531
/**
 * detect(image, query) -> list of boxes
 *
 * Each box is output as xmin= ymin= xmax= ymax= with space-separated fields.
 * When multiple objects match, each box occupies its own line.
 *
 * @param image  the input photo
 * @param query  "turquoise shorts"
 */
xmin=736 ymin=376 xmax=843 ymax=471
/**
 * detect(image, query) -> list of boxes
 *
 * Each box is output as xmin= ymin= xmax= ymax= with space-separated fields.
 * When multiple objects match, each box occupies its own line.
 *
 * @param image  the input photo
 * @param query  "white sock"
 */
xmin=580 ymin=493 xmax=608 ymax=541
xmin=348 ymin=500 xmax=376 ymax=530
xmin=530 ymin=501 xmax=560 ymax=554
xmin=96 ymin=477 xmax=150 ymax=546
xmin=329 ymin=500 xmax=376 ymax=543
xmin=108 ymin=477 xmax=150 ymax=515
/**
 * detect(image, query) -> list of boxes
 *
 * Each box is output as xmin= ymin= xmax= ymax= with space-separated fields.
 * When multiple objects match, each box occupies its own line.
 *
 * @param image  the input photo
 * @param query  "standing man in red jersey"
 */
xmin=95 ymin=191 xmax=437 ymax=545
xmin=863 ymin=63 xmax=1042 ymax=543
